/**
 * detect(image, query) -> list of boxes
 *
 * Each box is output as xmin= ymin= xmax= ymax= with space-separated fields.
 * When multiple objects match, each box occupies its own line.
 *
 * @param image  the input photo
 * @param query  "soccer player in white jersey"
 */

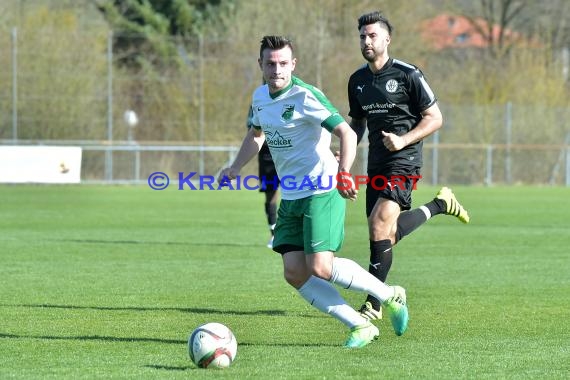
xmin=347 ymin=11 xmax=471 ymax=321
xmin=218 ymin=35 xmax=408 ymax=347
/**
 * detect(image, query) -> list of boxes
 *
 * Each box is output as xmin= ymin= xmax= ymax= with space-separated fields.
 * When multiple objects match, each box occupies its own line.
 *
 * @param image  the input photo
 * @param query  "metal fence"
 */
xmin=2 ymin=137 xmax=569 ymax=186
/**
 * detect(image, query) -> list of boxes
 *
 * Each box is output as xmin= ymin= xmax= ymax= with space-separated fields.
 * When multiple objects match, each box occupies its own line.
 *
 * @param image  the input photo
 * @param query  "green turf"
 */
xmin=0 ymin=184 xmax=569 ymax=379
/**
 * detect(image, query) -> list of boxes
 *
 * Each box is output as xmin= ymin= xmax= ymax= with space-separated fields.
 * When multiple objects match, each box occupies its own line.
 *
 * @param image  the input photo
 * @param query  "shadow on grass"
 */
xmin=55 ymin=238 xmax=259 ymax=247
xmin=3 ymin=303 xmax=287 ymax=316
xmin=0 ymin=333 xmax=338 ymax=348
xmin=144 ymin=364 xmax=193 ymax=371
xmin=0 ymin=332 xmax=185 ymax=344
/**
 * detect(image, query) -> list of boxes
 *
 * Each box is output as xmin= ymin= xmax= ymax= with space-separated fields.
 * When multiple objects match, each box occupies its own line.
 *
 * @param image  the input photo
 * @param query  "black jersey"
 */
xmin=348 ymin=58 xmax=437 ymax=172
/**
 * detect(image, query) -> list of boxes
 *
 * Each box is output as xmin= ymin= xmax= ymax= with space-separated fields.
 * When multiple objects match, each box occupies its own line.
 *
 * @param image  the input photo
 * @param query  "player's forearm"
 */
xmin=402 ymin=103 xmax=443 ymax=146
xmin=402 ymin=114 xmax=442 ymax=146
xmin=230 ymin=129 xmax=264 ymax=172
xmin=334 ymin=123 xmax=358 ymax=173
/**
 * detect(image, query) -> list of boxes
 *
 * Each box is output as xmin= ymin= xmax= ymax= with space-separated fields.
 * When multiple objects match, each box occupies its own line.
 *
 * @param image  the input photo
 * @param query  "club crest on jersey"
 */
xmin=385 ymin=79 xmax=398 ymax=93
xmin=281 ymin=104 xmax=295 ymax=121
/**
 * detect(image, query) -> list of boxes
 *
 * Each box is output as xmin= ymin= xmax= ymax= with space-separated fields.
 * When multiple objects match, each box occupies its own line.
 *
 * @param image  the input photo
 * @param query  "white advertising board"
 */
xmin=0 ymin=146 xmax=82 ymax=183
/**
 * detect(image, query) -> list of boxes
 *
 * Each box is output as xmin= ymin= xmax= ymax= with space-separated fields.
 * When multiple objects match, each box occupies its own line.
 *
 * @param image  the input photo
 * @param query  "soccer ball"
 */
xmin=188 ymin=322 xmax=237 ymax=369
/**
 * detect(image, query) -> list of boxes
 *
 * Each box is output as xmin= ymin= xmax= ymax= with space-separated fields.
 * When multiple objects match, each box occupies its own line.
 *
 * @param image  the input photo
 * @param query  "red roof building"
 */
xmin=421 ymin=13 xmax=530 ymax=50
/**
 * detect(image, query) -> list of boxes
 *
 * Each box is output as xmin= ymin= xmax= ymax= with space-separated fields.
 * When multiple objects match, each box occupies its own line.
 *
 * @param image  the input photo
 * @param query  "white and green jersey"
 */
xmin=250 ymin=76 xmax=345 ymax=200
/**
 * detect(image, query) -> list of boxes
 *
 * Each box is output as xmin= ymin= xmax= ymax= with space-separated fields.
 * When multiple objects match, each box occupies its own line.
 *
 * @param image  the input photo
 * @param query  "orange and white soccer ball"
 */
xmin=188 ymin=322 xmax=237 ymax=369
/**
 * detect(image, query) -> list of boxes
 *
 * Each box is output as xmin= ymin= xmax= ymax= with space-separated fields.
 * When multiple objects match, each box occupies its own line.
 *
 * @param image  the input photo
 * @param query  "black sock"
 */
xmin=366 ymin=239 xmax=393 ymax=310
xmin=395 ymin=208 xmax=428 ymax=243
xmin=395 ymin=198 xmax=447 ymax=243
xmin=425 ymin=198 xmax=446 ymax=216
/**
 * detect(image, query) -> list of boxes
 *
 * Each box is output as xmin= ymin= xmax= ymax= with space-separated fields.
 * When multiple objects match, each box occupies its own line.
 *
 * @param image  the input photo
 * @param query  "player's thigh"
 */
xmin=369 ymin=198 xmax=401 ymax=227
xmin=366 ymin=167 xmax=419 ymax=216
xmin=273 ymin=199 xmax=304 ymax=253
xmin=303 ymin=191 xmax=345 ymax=254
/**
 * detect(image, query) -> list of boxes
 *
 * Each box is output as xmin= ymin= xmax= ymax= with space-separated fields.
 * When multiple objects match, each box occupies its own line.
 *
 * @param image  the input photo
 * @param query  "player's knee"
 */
xmin=308 ymin=264 xmax=332 ymax=282
xmin=283 ymin=266 xmax=308 ymax=289
xmin=368 ymin=219 xmax=392 ymax=240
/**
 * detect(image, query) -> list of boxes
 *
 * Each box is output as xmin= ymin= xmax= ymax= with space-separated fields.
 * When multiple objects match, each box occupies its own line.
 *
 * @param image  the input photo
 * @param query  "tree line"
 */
xmin=0 ymin=0 xmax=568 ymax=145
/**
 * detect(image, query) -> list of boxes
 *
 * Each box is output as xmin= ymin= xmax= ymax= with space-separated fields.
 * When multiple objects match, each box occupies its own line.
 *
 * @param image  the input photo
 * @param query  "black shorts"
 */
xmin=258 ymin=144 xmax=279 ymax=192
xmin=365 ymin=166 xmax=421 ymax=216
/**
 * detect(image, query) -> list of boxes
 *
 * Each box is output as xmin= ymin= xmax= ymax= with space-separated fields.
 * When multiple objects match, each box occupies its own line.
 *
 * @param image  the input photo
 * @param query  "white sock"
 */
xmin=419 ymin=205 xmax=431 ymax=219
xmin=329 ymin=257 xmax=394 ymax=302
xmin=298 ymin=276 xmax=367 ymax=328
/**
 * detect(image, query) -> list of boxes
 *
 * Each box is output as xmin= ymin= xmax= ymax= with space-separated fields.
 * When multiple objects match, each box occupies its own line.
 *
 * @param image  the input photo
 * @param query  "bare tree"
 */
xmin=461 ymin=0 xmax=527 ymax=58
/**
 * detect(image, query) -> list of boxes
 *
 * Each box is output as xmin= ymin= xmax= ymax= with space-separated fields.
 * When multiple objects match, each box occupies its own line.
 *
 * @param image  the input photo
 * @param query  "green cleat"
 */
xmin=343 ymin=322 xmax=379 ymax=348
xmin=384 ymin=286 xmax=409 ymax=336
xmin=358 ymin=301 xmax=382 ymax=321
xmin=436 ymin=187 xmax=470 ymax=223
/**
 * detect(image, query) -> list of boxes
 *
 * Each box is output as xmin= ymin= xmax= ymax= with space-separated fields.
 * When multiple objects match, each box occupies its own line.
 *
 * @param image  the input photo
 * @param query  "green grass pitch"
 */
xmin=0 ymin=184 xmax=569 ymax=379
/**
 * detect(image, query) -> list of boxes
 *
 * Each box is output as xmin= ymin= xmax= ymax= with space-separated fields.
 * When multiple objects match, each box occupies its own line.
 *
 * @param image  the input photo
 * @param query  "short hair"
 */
xmin=259 ymin=35 xmax=294 ymax=60
xmin=357 ymin=11 xmax=393 ymax=36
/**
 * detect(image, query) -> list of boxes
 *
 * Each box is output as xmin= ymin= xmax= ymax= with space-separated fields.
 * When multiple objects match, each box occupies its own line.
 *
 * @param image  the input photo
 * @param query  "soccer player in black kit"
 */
xmin=247 ymin=104 xmax=280 ymax=249
xmin=348 ymin=11 xmax=470 ymax=321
